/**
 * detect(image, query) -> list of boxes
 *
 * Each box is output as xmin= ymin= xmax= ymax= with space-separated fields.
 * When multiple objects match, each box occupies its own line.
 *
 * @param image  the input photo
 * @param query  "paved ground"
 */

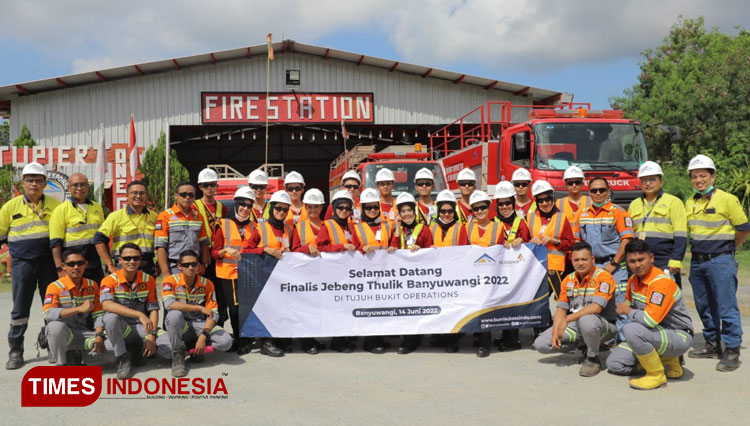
xmin=2 ymin=289 xmax=750 ymax=426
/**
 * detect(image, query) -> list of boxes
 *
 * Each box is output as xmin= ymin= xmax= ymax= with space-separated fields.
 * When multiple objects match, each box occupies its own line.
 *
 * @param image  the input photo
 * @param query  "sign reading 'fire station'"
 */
xmin=201 ymin=92 xmax=374 ymax=124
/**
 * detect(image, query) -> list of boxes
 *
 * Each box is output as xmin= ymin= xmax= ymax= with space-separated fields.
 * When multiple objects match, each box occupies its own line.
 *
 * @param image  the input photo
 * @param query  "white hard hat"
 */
xmin=688 ymin=154 xmax=716 ymax=172
xmin=494 ymin=181 xmax=516 ymax=199
xmin=248 ymin=169 xmax=269 ymax=185
xmin=342 ymin=170 xmax=361 ymax=183
xmin=469 ymin=190 xmax=491 ymax=206
xmin=511 ymin=168 xmax=532 ymax=182
xmin=197 ymin=168 xmax=219 ymax=184
xmin=396 ymin=192 xmax=416 ymax=207
xmin=233 ymin=186 xmax=255 ymax=201
xmin=456 ymin=168 xmax=476 ymax=182
xmin=531 ymin=180 xmax=554 ymax=197
xmin=563 ymin=166 xmax=585 ymax=181
xmin=638 ymin=161 xmax=664 ymax=178
xmin=359 ymin=188 xmax=380 ymax=204
xmin=436 ymin=189 xmax=457 ymax=204
xmin=269 ymin=190 xmax=291 ymax=205
xmin=375 ymin=168 xmax=395 ymax=182
xmin=414 ymin=167 xmax=434 ymax=182
xmin=302 ymin=188 xmax=325 ymax=205
xmin=331 ymin=189 xmax=354 ymax=203
xmin=22 ymin=162 xmax=46 ymax=177
xmin=284 ymin=171 xmax=305 ymax=186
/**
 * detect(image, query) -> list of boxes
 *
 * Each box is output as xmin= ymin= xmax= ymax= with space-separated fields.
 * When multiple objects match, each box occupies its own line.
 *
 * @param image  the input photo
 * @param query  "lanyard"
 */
xmin=640 ymin=194 xmax=662 ymax=229
xmin=24 ymin=196 xmax=46 ymax=221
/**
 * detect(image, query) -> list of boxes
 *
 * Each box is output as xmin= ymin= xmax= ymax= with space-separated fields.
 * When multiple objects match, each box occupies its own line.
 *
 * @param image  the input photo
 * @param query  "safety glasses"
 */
xmin=180 ymin=262 xmax=199 ymax=268
xmin=513 ymin=181 xmax=529 ymax=188
xmin=589 ymin=187 xmax=608 ymax=194
xmin=250 ymin=185 xmax=267 ymax=190
xmin=178 ymin=192 xmax=196 ymax=199
xmin=120 ymin=256 xmax=141 ymax=263
xmin=472 ymin=204 xmax=489 ymax=213
xmin=496 ymin=200 xmax=513 ymax=207
xmin=457 ymin=181 xmax=475 ymax=187
xmin=64 ymin=260 xmax=86 ymax=267
xmin=285 ymin=185 xmax=304 ymax=192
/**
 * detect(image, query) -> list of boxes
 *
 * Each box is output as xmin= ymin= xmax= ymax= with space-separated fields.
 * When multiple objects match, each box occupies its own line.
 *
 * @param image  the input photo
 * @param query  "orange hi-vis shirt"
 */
xmin=154 ymin=204 xmax=209 ymax=261
xmin=352 ymin=221 xmax=392 ymax=249
xmin=556 ymin=195 xmax=590 ymax=239
xmin=430 ymin=222 xmax=468 ymax=247
xmin=100 ymin=269 xmax=159 ymax=324
xmin=465 ymin=221 xmax=501 ymax=247
xmin=558 ymin=267 xmax=615 ymax=313
xmin=43 ymin=275 xmax=104 ymax=329
xmin=625 ymin=265 xmax=693 ymax=334
xmin=161 ymin=273 xmax=219 ymax=323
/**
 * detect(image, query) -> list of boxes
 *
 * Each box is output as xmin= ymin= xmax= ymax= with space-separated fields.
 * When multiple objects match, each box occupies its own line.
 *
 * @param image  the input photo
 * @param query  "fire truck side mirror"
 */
xmin=513 ymin=132 xmax=528 ymax=153
xmin=658 ymin=125 xmax=682 ymax=143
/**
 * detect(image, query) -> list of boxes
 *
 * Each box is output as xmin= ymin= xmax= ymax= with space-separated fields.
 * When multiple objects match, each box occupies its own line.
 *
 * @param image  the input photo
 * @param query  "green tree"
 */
xmin=611 ymin=16 xmax=750 ymax=207
xmin=12 ymin=123 xmax=36 ymax=147
xmin=0 ymin=121 xmax=9 ymax=146
xmin=140 ymin=131 xmax=189 ymax=212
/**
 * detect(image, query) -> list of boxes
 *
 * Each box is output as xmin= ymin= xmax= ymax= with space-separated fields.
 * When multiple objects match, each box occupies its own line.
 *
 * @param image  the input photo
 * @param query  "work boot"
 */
xmin=688 ymin=340 xmax=722 ymax=359
xmin=397 ymin=335 xmax=418 ymax=355
xmin=115 ymin=353 xmax=132 ymax=379
xmin=237 ymin=338 xmax=254 ymax=355
xmin=330 ymin=337 xmax=354 ymax=353
xmin=497 ymin=330 xmax=522 ymax=352
xmin=48 ymin=350 xmax=56 ymax=364
xmin=6 ymin=337 xmax=24 ymax=370
xmin=661 ymin=357 xmax=684 ymax=379
xmin=579 ymin=356 xmax=601 ymax=377
xmin=260 ymin=339 xmax=284 ymax=357
xmin=65 ymin=350 xmax=84 ymax=366
xmin=444 ymin=334 xmax=459 ymax=353
xmin=476 ymin=332 xmax=490 ymax=358
xmin=716 ymin=347 xmax=741 ymax=372
xmin=171 ymin=350 xmax=187 ymax=377
xmin=364 ymin=336 xmax=386 ymax=354
xmin=630 ymin=350 xmax=667 ymax=390
xmin=126 ymin=342 xmax=146 ymax=367
xmin=301 ymin=338 xmax=321 ymax=355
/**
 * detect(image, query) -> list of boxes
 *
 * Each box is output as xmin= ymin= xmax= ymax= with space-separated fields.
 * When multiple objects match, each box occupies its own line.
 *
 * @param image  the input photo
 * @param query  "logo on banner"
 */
xmin=473 ymin=254 xmax=496 ymax=265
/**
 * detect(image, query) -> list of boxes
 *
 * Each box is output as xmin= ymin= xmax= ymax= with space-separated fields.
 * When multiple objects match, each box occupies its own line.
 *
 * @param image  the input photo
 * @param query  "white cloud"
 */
xmin=1 ymin=0 xmax=748 ymax=76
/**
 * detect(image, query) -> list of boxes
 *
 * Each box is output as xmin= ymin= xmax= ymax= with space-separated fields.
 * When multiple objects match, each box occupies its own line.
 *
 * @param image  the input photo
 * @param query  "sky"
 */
xmin=1 ymin=0 xmax=749 ymax=123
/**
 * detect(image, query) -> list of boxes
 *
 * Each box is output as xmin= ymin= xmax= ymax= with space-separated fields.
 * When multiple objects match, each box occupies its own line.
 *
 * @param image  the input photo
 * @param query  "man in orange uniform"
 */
xmin=155 ymin=182 xmax=210 ymax=276
xmin=534 ymin=242 xmax=617 ymax=377
xmin=606 ymin=240 xmax=694 ymax=390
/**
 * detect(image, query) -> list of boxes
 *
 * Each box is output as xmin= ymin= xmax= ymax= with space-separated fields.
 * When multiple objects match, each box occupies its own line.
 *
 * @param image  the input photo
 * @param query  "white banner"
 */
xmin=238 ymin=244 xmax=550 ymax=337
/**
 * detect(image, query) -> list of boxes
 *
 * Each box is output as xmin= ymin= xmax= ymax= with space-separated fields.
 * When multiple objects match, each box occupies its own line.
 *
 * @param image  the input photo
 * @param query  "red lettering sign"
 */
xmin=201 ymin=92 xmax=374 ymax=124
xmin=22 ymin=366 xmax=102 ymax=407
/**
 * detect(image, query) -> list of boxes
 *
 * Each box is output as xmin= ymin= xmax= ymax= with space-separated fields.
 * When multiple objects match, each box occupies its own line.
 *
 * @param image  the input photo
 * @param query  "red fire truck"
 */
xmin=431 ymin=101 xmax=649 ymax=205
xmin=329 ymin=144 xmax=448 ymax=197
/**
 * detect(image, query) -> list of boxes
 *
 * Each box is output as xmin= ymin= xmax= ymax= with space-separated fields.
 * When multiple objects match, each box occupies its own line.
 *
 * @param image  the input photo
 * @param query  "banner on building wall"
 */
xmin=237 ymin=245 xmax=550 ymax=338
xmin=201 ymin=92 xmax=375 ymax=124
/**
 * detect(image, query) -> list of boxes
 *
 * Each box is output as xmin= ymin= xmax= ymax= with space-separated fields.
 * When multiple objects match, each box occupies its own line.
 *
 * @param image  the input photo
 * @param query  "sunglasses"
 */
xmin=273 ymin=206 xmax=289 ymax=213
xmin=336 ymin=205 xmax=353 ymax=212
xmin=343 ymin=184 xmax=360 ymax=190
xmin=640 ymin=176 xmax=660 ymax=183
xmin=589 ymin=187 xmax=608 ymax=194
xmin=415 ymin=181 xmax=433 ymax=187
xmin=70 ymin=182 xmax=90 ymax=188
xmin=536 ymin=197 xmax=554 ymax=204
xmin=120 ymin=256 xmax=141 ymax=263
xmin=178 ymin=192 xmax=195 ymax=198
xmin=286 ymin=185 xmax=304 ymax=192
xmin=65 ymin=260 xmax=86 ymax=267
xmin=566 ymin=180 xmax=583 ymax=186
xmin=200 ymin=182 xmax=218 ymax=188
xmin=250 ymin=185 xmax=267 ymax=190
xmin=180 ymin=262 xmax=199 ymax=268
xmin=472 ymin=205 xmax=489 ymax=212
xmin=438 ymin=209 xmax=454 ymax=215
xmin=457 ymin=181 xmax=475 ymax=187
xmin=23 ymin=178 xmax=45 ymax=185
xmin=363 ymin=204 xmax=380 ymax=211
xmin=496 ymin=200 xmax=513 ymax=207
xmin=513 ymin=182 xmax=529 ymax=188
xmin=236 ymin=201 xmax=252 ymax=208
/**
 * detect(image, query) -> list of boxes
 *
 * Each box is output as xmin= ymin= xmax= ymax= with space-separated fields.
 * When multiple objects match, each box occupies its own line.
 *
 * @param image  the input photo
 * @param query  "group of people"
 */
xmin=0 ymin=153 xmax=747 ymax=390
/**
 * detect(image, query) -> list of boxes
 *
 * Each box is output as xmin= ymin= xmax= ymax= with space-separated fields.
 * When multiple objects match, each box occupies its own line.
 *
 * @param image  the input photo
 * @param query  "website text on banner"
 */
xmin=237 ymin=245 xmax=550 ymax=338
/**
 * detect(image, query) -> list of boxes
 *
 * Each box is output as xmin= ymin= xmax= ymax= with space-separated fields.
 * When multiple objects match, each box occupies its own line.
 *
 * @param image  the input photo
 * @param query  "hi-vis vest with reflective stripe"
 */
xmin=323 ymin=219 xmax=351 ymax=245
xmin=685 ymin=189 xmax=747 ymax=254
xmin=398 ymin=223 xmax=424 ymax=249
xmin=466 ymin=221 xmax=500 ymax=247
xmin=494 ymin=216 xmax=522 ymax=243
xmin=49 ymin=200 xmax=104 ymax=247
xmin=216 ymin=218 xmax=253 ymax=280
xmin=194 ymin=199 xmax=224 ymax=248
xmin=296 ymin=219 xmax=320 ymax=248
xmin=99 ymin=206 xmax=157 ymax=257
xmin=629 ymin=193 xmax=686 ymax=240
xmin=430 ymin=222 xmax=461 ymax=247
xmin=556 ymin=196 xmax=589 ymax=238
xmin=258 ymin=221 xmax=293 ymax=250
xmin=528 ymin=210 xmax=566 ymax=271
xmin=353 ymin=221 xmax=392 ymax=248
xmin=0 ymin=194 xmax=61 ymax=260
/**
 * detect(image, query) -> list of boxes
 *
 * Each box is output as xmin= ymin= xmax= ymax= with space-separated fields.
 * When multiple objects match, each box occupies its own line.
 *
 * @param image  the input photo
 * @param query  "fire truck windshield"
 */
xmin=532 ymin=122 xmax=647 ymax=172
xmin=363 ymin=162 xmax=447 ymax=196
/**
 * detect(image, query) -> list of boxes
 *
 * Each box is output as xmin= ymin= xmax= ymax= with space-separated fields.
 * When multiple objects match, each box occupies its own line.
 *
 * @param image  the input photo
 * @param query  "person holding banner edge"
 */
xmin=213 ymin=186 xmax=257 ymax=354
xmin=241 ymin=190 xmax=295 ymax=357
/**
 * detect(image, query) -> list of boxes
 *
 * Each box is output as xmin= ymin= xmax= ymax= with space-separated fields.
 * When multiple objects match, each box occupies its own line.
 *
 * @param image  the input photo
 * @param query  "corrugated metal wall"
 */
xmin=8 ymin=52 xmax=528 ymax=179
